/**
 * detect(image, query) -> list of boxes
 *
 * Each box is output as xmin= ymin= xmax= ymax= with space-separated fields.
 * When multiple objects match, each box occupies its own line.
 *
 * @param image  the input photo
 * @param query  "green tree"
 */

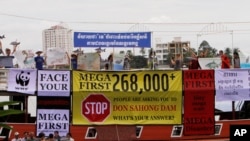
xmin=0 ymin=101 xmax=24 ymax=129
xmin=225 ymin=47 xmax=232 ymax=64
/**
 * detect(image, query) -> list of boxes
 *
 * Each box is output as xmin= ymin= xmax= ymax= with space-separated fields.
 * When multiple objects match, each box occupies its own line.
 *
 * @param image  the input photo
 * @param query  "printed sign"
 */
xmin=37 ymin=70 xmax=70 ymax=97
xmin=36 ymin=109 xmax=70 ymax=137
xmin=74 ymin=32 xmax=151 ymax=48
xmin=72 ymin=70 xmax=182 ymax=125
xmin=14 ymin=50 xmax=35 ymax=69
xmin=198 ymin=57 xmax=221 ymax=69
xmin=77 ymin=53 xmax=100 ymax=70
xmin=183 ymin=70 xmax=215 ymax=135
xmin=46 ymin=48 xmax=69 ymax=66
xmin=215 ymin=69 xmax=250 ymax=101
xmin=7 ymin=68 xmax=37 ymax=94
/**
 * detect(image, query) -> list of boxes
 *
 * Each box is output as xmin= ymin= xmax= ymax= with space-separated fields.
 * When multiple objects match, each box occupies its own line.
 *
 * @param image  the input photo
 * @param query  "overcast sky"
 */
xmin=1 ymin=0 xmax=250 ymax=58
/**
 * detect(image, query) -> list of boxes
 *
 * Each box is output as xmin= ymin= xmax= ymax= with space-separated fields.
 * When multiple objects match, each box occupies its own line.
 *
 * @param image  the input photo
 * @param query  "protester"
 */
xmin=66 ymin=132 xmax=74 ymax=141
xmin=219 ymin=50 xmax=230 ymax=69
xmin=11 ymin=132 xmax=21 ymax=141
xmin=28 ymin=131 xmax=36 ymax=141
xmin=123 ymin=55 xmax=130 ymax=70
xmin=187 ymin=48 xmax=208 ymax=69
xmin=107 ymin=52 xmax=113 ymax=70
xmin=188 ymin=53 xmax=200 ymax=70
xmin=21 ymin=131 xmax=29 ymax=141
xmin=34 ymin=51 xmax=46 ymax=70
xmin=38 ymin=132 xmax=46 ymax=141
xmin=104 ymin=63 xmax=109 ymax=70
xmin=233 ymin=51 xmax=240 ymax=68
xmin=174 ymin=53 xmax=182 ymax=70
xmin=170 ymin=56 xmax=175 ymax=68
xmin=46 ymin=133 xmax=54 ymax=141
xmin=53 ymin=131 xmax=61 ymax=141
xmin=0 ymin=40 xmax=19 ymax=56
xmin=149 ymin=50 xmax=158 ymax=70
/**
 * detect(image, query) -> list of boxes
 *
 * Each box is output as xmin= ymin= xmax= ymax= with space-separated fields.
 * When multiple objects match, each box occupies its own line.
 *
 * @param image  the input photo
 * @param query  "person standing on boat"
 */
xmin=174 ymin=53 xmax=182 ymax=70
xmin=219 ymin=50 xmax=230 ymax=69
xmin=11 ymin=132 xmax=22 ymax=141
xmin=34 ymin=51 xmax=46 ymax=70
xmin=233 ymin=51 xmax=240 ymax=68
xmin=107 ymin=52 xmax=113 ymax=70
xmin=123 ymin=55 xmax=131 ymax=70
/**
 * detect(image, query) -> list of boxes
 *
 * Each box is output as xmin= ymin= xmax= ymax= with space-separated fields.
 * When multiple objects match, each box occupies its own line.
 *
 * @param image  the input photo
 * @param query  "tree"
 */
xmin=0 ymin=101 xmax=24 ymax=129
xmin=199 ymin=40 xmax=211 ymax=50
xmin=224 ymin=47 xmax=232 ymax=64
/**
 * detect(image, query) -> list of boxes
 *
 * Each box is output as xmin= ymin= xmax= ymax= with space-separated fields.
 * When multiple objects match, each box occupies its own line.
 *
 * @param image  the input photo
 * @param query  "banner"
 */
xmin=77 ymin=53 xmax=100 ymax=70
xmin=7 ymin=68 xmax=37 ymax=94
xmin=183 ymin=70 xmax=215 ymax=135
xmin=37 ymin=70 xmax=70 ymax=97
xmin=0 ymin=56 xmax=14 ymax=68
xmin=14 ymin=50 xmax=35 ymax=69
xmin=72 ymin=70 xmax=182 ymax=125
xmin=74 ymin=32 xmax=151 ymax=48
xmin=198 ymin=57 xmax=221 ymax=69
xmin=215 ymin=69 xmax=250 ymax=101
xmin=46 ymin=48 xmax=68 ymax=66
xmin=36 ymin=109 xmax=70 ymax=136
xmin=113 ymin=53 xmax=125 ymax=70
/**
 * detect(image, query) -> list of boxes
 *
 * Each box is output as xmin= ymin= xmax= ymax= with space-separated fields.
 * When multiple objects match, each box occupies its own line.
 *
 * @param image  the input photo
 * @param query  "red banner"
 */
xmin=183 ymin=70 xmax=215 ymax=135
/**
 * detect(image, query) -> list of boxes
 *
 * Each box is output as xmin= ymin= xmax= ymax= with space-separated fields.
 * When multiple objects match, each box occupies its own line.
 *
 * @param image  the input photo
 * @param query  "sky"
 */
xmin=1 ymin=0 xmax=250 ymax=59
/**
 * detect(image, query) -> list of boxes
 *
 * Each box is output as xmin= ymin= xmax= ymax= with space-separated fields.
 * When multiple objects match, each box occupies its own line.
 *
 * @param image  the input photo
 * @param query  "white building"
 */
xmin=42 ymin=23 xmax=73 ymax=55
xmin=155 ymin=43 xmax=168 ymax=65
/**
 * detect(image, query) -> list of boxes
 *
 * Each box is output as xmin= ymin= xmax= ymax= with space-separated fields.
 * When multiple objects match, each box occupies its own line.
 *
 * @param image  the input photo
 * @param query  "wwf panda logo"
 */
xmin=16 ymin=71 xmax=30 ymax=86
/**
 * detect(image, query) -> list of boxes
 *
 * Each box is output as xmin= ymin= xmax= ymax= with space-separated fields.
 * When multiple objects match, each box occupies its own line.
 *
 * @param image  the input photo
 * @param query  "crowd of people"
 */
xmin=170 ymin=48 xmax=241 ymax=70
xmin=11 ymin=131 xmax=74 ymax=141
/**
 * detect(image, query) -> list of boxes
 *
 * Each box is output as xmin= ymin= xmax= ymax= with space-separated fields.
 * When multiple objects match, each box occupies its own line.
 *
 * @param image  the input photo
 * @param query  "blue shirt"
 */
xmin=71 ymin=58 xmax=77 ymax=70
xmin=34 ymin=56 xmax=44 ymax=70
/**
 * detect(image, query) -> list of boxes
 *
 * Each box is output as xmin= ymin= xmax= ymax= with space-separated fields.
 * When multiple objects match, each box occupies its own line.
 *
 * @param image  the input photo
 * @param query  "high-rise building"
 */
xmin=42 ymin=23 xmax=73 ymax=56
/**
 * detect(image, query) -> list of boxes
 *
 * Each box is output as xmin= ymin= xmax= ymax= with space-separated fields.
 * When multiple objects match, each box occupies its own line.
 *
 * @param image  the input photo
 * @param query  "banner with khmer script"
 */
xmin=73 ymin=32 xmax=151 ymax=48
xmin=215 ymin=69 xmax=250 ymax=101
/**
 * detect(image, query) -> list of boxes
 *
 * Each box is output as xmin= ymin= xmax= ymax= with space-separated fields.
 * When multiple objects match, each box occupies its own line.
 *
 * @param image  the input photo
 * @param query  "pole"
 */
xmin=231 ymin=30 xmax=234 ymax=67
xmin=231 ymin=30 xmax=235 ymax=119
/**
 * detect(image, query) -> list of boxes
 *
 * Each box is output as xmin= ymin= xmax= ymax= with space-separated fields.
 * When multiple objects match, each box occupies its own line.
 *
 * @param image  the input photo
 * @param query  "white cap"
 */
xmin=14 ymin=132 xmax=19 ymax=135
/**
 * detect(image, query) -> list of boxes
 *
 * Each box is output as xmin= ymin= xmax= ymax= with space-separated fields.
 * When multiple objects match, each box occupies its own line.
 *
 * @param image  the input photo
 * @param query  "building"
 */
xmin=42 ymin=23 xmax=73 ymax=56
xmin=155 ymin=43 xmax=168 ymax=65
xmin=155 ymin=37 xmax=191 ymax=66
xmin=168 ymin=37 xmax=190 ymax=60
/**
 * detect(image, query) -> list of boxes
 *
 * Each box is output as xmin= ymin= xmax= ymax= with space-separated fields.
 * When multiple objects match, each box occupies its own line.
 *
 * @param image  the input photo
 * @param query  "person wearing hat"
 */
xmin=34 ymin=50 xmax=46 ymax=70
xmin=66 ymin=52 xmax=78 ymax=70
xmin=11 ymin=131 xmax=21 ymax=141
xmin=70 ymin=53 xmax=78 ymax=70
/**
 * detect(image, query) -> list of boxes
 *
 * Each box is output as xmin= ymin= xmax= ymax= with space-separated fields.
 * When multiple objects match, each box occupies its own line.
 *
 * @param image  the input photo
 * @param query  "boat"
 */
xmin=0 ymin=68 xmax=249 ymax=141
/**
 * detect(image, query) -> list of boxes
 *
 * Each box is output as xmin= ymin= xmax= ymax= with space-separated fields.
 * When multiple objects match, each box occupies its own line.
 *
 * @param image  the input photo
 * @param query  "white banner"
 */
xmin=77 ymin=53 xmax=100 ymax=70
xmin=198 ymin=57 xmax=221 ymax=69
xmin=7 ymin=69 xmax=37 ymax=94
xmin=14 ymin=50 xmax=35 ymax=69
xmin=215 ymin=69 xmax=250 ymax=101
xmin=36 ymin=109 xmax=70 ymax=136
xmin=46 ymin=48 xmax=69 ymax=66
xmin=37 ymin=70 xmax=70 ymax=97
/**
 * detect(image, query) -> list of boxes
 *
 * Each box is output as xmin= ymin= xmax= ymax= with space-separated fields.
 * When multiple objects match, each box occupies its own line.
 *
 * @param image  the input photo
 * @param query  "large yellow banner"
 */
xmin=72 ymin=70 xmax=182 ymax=125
